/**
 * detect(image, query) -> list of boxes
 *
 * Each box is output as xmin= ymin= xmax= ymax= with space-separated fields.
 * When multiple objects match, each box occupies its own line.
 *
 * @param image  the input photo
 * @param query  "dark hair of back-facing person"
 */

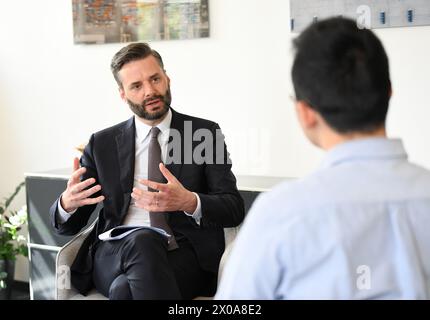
xmin=292 ymin=17 xmax=391 ymax=133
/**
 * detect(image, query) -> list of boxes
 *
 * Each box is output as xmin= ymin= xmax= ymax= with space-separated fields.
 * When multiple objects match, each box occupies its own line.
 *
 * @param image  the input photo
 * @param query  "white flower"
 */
xmin=3 ymin=223 xmax=14 ymax=229
xmin=17 ymin=205 xmax=27 ymax=218
xmin=9 ymin=214 xmax=21 ymax=226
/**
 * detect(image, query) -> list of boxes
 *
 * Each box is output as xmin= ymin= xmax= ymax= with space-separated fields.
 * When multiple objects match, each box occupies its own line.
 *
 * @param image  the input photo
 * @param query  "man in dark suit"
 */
xmin=50 ymin=42 xmax=244 ymax=300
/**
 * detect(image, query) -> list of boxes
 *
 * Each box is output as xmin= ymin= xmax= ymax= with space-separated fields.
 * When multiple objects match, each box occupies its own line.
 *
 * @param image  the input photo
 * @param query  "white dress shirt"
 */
xmin=57 ymin=109 xmax=202 ymax=225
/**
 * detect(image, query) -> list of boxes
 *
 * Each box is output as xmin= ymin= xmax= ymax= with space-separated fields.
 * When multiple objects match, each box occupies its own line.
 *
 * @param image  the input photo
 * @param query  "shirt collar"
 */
xmin=319 ymin=137 xmax=408 ymax=169
xmin=134 ymin=108 xmax=172 ymax=143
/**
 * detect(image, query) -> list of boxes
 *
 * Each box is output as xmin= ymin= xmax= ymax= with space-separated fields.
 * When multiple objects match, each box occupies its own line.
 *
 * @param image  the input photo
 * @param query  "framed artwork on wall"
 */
xmin=72 ymin=0 xmax=209 ymax=44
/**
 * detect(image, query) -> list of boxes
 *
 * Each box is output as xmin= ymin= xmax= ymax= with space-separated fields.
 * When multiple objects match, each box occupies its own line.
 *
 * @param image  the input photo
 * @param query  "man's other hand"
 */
xmin=131 ymin=163 xmax=197 ymax=213
xmin=60 ymin=157 xmax=105 ymax=213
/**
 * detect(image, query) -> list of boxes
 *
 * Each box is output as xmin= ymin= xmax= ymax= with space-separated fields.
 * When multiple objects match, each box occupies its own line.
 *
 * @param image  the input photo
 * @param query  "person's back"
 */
xmin=225 ymin=138 xmax=430 ymax=299
xmin=216 ymin=18 xmax=430 ymax=299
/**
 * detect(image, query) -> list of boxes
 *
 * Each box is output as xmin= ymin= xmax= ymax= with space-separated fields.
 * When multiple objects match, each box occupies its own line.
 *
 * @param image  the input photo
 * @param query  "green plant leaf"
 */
xmin=1 ymin=182 xmax=27 ymax=261
xmin=1 ymin=181 xmax=25 ymax=215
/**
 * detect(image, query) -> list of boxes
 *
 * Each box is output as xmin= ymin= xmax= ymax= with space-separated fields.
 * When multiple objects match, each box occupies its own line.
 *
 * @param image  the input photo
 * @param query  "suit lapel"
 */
xmin=166 ymin=108 xmax=184 ymax=180
xmin=116 ymin=117 xmax=136 ymax=194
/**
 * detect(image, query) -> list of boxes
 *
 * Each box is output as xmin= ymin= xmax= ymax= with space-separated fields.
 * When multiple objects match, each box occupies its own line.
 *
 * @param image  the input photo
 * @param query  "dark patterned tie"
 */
xmin=148 ymin=127 xmax=178 ymax=250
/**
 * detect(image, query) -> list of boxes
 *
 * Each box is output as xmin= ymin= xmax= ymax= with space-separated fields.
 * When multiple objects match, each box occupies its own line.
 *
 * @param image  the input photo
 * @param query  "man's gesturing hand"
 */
xmin=131 ymin=163 xmax=197 ymax=213
xmin=60 ymin=157 xmax=105 ymax=213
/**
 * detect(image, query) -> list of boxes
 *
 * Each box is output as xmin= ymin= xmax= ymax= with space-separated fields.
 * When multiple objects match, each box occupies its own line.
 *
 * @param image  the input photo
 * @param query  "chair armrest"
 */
xmin=55 ymin=219 xmax=98 ymax=300
xmin=218 ymin=227 xmax=239 ymax=283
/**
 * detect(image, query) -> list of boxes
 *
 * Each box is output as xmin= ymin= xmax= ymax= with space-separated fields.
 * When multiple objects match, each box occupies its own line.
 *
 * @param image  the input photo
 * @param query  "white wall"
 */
xmin=1 ymin=0 xmax=429 ymax=281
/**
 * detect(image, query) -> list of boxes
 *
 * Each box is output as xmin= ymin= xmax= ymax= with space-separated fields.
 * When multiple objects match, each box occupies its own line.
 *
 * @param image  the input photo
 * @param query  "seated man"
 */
xmin=216 ymin=17 xmax=430 ymax=299
xmin=50 ymin=42 xmax=244 ymax=299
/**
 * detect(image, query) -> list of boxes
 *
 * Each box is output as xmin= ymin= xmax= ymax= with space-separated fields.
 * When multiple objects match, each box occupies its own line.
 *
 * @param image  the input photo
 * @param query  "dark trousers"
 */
xmin=92 ymin=229 xmax=216 ymax=300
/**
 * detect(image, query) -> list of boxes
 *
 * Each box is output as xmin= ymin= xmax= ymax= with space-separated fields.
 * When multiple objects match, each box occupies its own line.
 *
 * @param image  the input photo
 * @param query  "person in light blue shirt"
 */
xmin=216 ymin=17 xmax=430 ymax=299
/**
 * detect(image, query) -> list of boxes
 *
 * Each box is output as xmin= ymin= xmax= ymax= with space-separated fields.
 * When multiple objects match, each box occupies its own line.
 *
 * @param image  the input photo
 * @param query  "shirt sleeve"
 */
xmin=215 ymin=192 xmax=281 ymax=299
xmin=183 ymin=192 xmax=202 ymax=225
xmin=56 ymin=195 xmax=77 ymax=224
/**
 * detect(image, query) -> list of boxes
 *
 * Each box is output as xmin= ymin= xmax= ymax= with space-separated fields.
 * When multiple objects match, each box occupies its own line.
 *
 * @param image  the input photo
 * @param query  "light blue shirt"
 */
xmin=216 ymin=138 xmax=430 ymax=299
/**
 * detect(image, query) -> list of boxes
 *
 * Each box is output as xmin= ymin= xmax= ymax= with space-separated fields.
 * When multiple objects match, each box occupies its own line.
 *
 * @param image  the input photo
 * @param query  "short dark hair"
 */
xmin=292 ymin=18 xmax=391 ymax=133
xmin=110 ymin=42 xmax=165 ymax=87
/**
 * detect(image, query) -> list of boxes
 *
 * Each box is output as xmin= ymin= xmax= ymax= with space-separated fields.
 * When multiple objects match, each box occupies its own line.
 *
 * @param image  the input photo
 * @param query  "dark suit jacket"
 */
xmin=50 ymin=108 xmax=245 ymax=295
